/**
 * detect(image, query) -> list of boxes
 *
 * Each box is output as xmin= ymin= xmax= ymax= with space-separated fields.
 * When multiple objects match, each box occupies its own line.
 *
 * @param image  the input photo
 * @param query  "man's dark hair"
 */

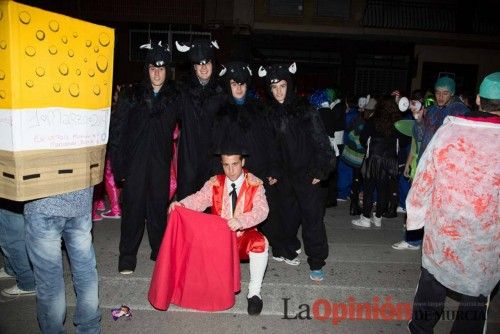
xmin=480 ymin=97 xmax=500 ymax=112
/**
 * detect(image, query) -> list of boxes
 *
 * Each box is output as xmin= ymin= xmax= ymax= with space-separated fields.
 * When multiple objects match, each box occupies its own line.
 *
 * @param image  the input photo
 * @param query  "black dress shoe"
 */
xmin=247 ymin=295 xmax=263 ymax=315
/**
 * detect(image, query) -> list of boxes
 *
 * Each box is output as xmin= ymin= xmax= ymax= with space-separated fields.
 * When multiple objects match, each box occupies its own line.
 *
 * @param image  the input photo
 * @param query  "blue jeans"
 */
xmin=25 ymin=213 xmax=101 ymax=334
xmin=337 ymin=160 xmax=353 ymax=199
xmin=0 ymin=208 xmax=35 ymax=290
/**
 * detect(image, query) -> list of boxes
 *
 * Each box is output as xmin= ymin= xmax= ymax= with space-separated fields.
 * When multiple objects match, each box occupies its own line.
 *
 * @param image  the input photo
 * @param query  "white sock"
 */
xmin=247 ymin=249 xmax=268 ymax=299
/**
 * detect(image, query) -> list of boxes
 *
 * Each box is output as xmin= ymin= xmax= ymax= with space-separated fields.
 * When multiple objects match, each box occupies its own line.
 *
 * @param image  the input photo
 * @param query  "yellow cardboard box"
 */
xmin=0 ymin=0 xmax=114 ymax=201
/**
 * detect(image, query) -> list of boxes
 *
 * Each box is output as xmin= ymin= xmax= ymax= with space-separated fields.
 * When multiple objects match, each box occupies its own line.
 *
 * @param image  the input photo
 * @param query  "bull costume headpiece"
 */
xmin=140 ymin=40 xmax=171 ymax=67
xmin=219 ymin=61 xmax=253 ymax=85
xmin=258 ymin=62 xmax=296 ymax=85
xmin=175 ymin=39 xmax=219 ymax=65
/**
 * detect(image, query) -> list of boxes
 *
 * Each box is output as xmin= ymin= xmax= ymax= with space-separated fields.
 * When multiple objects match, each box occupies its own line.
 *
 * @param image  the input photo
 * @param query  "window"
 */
xmin=268 ymin=0 xmax=303 ymax=16
xmin=317 ymin=0 xmax=350 ymax=19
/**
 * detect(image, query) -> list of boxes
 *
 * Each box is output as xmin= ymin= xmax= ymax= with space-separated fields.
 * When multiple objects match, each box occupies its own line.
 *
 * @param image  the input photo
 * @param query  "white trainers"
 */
xmin=0 ymin=267 xmax=14 ymax=280
xmin=272 ymin=256 xmax=301 ymax=266
xmin=1 ymin=284 xmax=36 ymax=297
xmin=392 ymin=240 xmax=420 ymax=250
xmin=396 ymin=206 xmax=406 ymax=213
xmin=371 ymin=213 xmax=382 ymax=228
xmin=351 ymin=215 xmax=371 ymax=228
xmin=119 ymin=269 xmax=134 ymax=275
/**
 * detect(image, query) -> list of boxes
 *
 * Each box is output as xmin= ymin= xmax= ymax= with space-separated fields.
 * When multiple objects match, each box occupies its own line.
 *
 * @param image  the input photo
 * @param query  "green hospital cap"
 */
xmin=435 ymin=76 xmax=455 ymax=95
xmin=479 ymin=72 xmax=500 ymax=99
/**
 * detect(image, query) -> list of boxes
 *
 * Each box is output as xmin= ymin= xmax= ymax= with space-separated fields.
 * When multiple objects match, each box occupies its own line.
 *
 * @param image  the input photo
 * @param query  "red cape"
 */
xmin=148 ymin=206 xmax=241 ymax=311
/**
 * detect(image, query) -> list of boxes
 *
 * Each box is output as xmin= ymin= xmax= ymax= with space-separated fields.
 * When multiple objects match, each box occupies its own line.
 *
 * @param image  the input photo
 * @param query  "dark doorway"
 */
xmin=421 ymin=62 xmax=478 ymax=95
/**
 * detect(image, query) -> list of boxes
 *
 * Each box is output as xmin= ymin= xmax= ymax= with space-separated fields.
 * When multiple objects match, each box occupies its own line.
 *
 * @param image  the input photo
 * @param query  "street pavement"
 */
xmin=1 ymin=201 xmax=498 ymax=333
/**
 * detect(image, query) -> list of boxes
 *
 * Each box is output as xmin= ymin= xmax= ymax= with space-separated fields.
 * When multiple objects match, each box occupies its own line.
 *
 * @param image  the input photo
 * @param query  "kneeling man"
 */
xmin=150 ymin=145 xmax=269 ymax=315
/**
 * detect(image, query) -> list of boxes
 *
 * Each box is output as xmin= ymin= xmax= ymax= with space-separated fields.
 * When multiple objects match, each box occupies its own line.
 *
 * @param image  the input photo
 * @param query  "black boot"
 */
xmin=247 ymin=295 xmax=263 ymax=315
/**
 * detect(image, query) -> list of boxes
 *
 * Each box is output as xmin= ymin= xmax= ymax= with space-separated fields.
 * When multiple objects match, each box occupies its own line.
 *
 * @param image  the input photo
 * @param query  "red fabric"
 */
xmin=169 ymin=124 xmax=180 ymax=200
xmin=237 ymin=229 xmax=267 ymax=260
xmin=148 ymin=207 xmax=241 ymax=311
xmin=212 ymin=174 xmax=226 ymax=216
xmin=459 ymin=115 xmax=500 ymax=124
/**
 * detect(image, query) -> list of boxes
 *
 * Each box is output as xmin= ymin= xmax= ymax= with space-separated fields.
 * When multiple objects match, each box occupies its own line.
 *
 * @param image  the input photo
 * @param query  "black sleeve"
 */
xmin=307 ymin=107 xmax=336 ymax=180
xmin=107 ymin=87 xmax=133 ymax=181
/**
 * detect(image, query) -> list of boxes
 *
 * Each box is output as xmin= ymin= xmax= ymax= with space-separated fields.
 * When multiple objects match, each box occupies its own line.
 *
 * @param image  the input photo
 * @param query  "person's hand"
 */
xmin=411 ymin=102 xmax=424 ymax=121
xmin=403 ymin=163 xmax=411 ymax=178
xmin=312 ymin=178 xmax=321 ymax=185
xmin=268 ymin=177 xmax=278 ymax=185
xmin=227 ymin=218 xmax=242 ymax=231
xmin=168 ymin=201 xmax=183 ymax=214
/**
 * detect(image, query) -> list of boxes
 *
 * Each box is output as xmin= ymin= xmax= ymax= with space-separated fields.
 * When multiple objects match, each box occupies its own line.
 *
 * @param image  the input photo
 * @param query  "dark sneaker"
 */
xmin=247 ymin=295 xmax=263 ymax=315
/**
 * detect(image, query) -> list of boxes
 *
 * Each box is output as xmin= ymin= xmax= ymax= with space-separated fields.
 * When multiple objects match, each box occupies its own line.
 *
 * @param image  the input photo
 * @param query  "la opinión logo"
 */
xmin=282 ymin=296 xmax=412 ymax=325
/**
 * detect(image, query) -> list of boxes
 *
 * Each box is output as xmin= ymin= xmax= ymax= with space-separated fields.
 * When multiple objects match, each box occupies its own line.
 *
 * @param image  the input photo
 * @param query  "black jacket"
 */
xmin=359 ymin=118 xmax=408 ymax=179
xmin=318 ymin=101 xmax=345 ymax=137
xmin=175 ymin=74 xmax=226 ymax=199
xmin=212 ymin=97 xmax=279 ymax=180
xmin=108 ymin=81 xmax=179 ymax=184
xmin=267 ymin=94 xmax=335 ymax=181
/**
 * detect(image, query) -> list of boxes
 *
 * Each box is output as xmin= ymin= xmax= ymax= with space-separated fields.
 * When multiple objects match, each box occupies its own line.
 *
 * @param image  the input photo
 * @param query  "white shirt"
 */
xmin=225 ymin=173 xmax=245 ymax=216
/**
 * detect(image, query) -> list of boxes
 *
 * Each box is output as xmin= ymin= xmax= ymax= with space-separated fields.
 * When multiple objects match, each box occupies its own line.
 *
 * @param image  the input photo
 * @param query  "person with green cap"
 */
xmin=393 ymin=75 xmax=470 ymax=251
xmin=413 ymin=75 xmax=469 ymax=161
xmin=406 ymin=72 xmax=500 ymax=334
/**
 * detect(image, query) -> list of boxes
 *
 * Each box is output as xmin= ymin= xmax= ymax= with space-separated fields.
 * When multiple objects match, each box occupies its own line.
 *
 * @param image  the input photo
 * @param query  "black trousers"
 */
xmin=277 ymin=175 xmax=329 ymax=270
xmin=362 ymin=177 xmax=390 ymax=218
xmin=119 ymin=170 xmax=169 ymax=271
xmin=322 ymin=145 xmax=343 ymax=205
xmin=409 ymin=267 xmax=488 ymax=334
xmin=258 ymin=183 xmax=283 ymax=256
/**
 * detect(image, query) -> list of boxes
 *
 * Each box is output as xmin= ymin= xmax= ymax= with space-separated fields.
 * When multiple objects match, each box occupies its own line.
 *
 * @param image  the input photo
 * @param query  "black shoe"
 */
xmin=247 ymin=295 xmax=263 ymax=315
xmin=118 ymin=256 xmax=136 ymax=274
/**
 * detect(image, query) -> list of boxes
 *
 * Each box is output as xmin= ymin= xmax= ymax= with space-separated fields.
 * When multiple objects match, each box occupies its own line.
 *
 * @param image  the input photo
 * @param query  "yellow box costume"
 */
xmin=0 ymin=0 xmax=114 ymax=200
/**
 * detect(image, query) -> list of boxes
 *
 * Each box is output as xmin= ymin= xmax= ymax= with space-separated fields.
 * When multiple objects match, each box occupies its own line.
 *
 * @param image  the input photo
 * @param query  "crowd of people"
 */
xmin=0 ymin=38 xmax=498 ymax=334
